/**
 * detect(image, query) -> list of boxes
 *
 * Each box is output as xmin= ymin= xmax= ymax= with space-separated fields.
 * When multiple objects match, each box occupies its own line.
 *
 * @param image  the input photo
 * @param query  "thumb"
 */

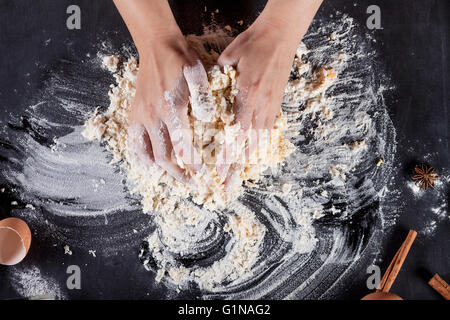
xmin=183 ymin=60 xmax=209 ymax=89
xmin=183 ymin=60 xmax=216 ymax=122
xmin=218 ymin=46 xmax=239 ymax=67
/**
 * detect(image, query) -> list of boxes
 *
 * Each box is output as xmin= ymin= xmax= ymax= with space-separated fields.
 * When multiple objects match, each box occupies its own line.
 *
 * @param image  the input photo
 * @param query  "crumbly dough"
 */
xmin=82 ymin=38 xmax=340 ymax=290
xmin=83 ymin=58 xmax=295 ymax=214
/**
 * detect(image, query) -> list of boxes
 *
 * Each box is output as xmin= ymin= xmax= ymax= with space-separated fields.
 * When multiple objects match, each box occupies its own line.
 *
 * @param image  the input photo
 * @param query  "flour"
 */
xmin=87 ymin=59 xmax=295 ymax=210
xmin=418 ymin=173 xmax=449 ymax=236
xmin=8 ymin=265 xmax=64 ymax=299
xmin=141 ymin=202 xmax=265 ymax=291
xmin=85 ymin=55 xmax=295 ymax=212
xmin=407 ymin=180 xmax=423 ymax=198
xmin=83 ymin=44 xmax=295 ymax=289
xmin=81 ymin=14 xmax=395 ymax=291
xmin=63 ymin=245 xmax=72 ymax=255
xmin=0 ymin=14 xmax=398 ymax=299
xmin=102 ymin=55 xmax=120 ymax=73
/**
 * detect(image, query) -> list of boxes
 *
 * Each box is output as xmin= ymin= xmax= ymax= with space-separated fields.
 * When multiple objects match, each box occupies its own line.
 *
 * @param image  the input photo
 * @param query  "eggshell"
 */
xmin=361 ymin=291 xmax=403 ymax=300
xmin=0 ymin=218 xmax=32 ymax=265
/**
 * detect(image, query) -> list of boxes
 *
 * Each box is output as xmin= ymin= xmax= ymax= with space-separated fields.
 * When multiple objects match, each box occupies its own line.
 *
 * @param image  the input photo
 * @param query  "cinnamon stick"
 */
xmin=377 ymin=243 xmax=401 ymax=291
xmin=378 ymin=230 xmax=417 ymax=293
xmin=428 ymin=274 xmax=450 ymax=300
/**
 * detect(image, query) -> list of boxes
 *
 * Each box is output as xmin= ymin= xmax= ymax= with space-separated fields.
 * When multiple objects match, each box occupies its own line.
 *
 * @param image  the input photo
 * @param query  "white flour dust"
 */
xmin=415 ymin=173 xmax=450 ymax=236
xmin=84 ymin=59 xmax=295 ymax=213
xmin=82 ymin=18 xmax=396 ymax=293
xmin=0 ymin=14 xmax=397 ymax=299
xmin=7 ymin=265 xmax=64 ymax=299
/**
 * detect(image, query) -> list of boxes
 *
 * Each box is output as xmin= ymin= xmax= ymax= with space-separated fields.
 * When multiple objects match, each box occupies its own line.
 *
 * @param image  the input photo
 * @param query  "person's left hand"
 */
xmin=216 ymin=19 xmax=300 ymax=184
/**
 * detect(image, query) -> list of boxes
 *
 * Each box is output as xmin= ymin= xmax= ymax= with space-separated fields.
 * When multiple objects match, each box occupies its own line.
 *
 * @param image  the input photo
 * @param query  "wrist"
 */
xmin=138 ymin=33 xmax=192 ymax=64
xmin=135 ymin=27 xmax=184 ymax=56
xmin=114 ymin=0 xmax=184 ymax=54
xmin=248 ymin=17 xmax=301 ymax=53
xmin=254 ymin=0 xmax=322 ymax=42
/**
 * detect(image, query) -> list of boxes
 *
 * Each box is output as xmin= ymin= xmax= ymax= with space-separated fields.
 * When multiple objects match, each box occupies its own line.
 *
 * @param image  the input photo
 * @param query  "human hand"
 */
xmin=113 ymin=0 xmax=210 ymax=184
xmin=128 ymin=35 xmax=209 ymax=185
xmin=216 ymin=0 xmax=323 ymax=186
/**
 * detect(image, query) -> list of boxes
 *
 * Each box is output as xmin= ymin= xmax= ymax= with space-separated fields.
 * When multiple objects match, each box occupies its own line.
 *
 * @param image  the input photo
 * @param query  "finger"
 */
xmin=216 ymin=136 xmax=233 ymax=178
xmin=146 ymin=120 xmax=194 ymax=187
xmin=218 ymin=48 xmax=238 ymax=67
xmin=217 ymin=93 xmax=252 ymax=178
xmin=163 ymin=75 xmax=202 ymax=172
xmin=216 ymin=120 xmax=242 ymax=178
xmin=183 ymin=60 xmax=209 ymax=88
xmin=265 ymin=113 xmax=277 ymax=131
xmin=217 ymin=151 xmax=231 ymax=178
xmin=224 ymin=164 xmax=242 ymax=193
xmin=233 ymin=89 xmax=253 ymax=131
xmin=265 ymin=100 xmax=282 ymax=130
xmin=163 ymin=75 xmax=190 ymax=113
xmin=165 ymin=110 xmax=202 ymax=172
xmin=216 ymin=128 xmax=249 ymax=179
xmin=235 ymin=92 xmax=253 ymax=157
xmin=183 ymin=60 xmax=216 ymax=122
xmin=247 ymin=113 xmax=266 ymax=165
xmin=127 ymin=124 xmax=154 ymax=167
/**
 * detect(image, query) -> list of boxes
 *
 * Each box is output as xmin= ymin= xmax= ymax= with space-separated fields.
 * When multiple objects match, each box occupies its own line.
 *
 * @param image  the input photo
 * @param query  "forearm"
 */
xmin=113 ymin=0 xmax=182 ymax=51
xmin=255 ymin=0 xmax=323 ymax=44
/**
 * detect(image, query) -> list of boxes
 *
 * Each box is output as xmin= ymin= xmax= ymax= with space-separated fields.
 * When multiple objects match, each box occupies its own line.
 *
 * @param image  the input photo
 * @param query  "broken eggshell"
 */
xmin=0 ymin=217 xmax=32 ymax=265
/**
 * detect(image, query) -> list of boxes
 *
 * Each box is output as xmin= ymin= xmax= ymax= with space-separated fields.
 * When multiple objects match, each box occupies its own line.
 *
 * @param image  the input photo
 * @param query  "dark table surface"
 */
xmin=0 ymin=0 xmax=448 ymax=300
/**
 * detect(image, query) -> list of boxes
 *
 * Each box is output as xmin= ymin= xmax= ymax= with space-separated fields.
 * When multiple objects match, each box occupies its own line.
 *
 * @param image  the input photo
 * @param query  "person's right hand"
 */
xmin=128 ymin=34 xmax=206 ymax=185
xmin=113 ymin=0 xmax=213 ymax=186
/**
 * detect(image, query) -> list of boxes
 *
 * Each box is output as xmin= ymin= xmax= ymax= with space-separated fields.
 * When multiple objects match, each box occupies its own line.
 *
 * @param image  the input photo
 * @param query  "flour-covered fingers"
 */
xmin=216 ymin=143 xmax=232 ymax=178
xmin=165 ymin=112 xmax=202 ymax=172
xmin=146 ymin=121 xmax=193 ymax=186
xmin=162 ymin=77 xmax=202 ymax=172
xmin=264 ymin=113 xmax=277 ymax=130
xmin=235 ymin=93 xmax=254 ymax=162
xmin=216 ymin=94 xmax=252 ymax=178
xmin=224 ymin=163 xmax=243 ymax=193
xmin=247 ymin=110 xmax=268 ymax=163
xmin=127 ymin=124 xmax=155 ymax=167
xmin=264 ymin=98 xmax=282 ymax=130
xmin=183 ymin=61 xmax=217 ymax=122
xmin=183 ymin=60 xmax=209 ymax=88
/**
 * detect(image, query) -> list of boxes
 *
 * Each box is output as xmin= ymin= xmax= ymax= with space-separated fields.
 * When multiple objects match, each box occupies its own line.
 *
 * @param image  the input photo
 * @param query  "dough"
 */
xmin=83 ymin=57 xmax=295 ymax=214
xmin=82 ymin=33 xmax=343 ymax=290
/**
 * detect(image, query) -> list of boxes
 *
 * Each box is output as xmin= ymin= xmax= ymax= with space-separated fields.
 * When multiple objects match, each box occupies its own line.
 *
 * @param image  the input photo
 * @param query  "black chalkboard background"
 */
xmin=0 ymin=0 xmax=448 ymax=300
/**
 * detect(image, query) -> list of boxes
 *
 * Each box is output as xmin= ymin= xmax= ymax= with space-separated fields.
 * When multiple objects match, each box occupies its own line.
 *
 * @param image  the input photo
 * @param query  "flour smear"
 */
xmin=0 ymin=13 xmax=397 ymax=299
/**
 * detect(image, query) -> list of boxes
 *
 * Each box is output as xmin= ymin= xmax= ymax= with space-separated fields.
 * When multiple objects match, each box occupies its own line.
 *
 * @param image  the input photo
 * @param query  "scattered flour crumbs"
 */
xmin=83 ymin=44 xmax=338 ymax=291
xmin=82 ymin=27 xmax=376 ymax=292
xmin=410 ymin=174 xmax=450 ymax=236
xmin=0 ymin=14 xmax=396 ymax=298
xmin=85 ymin=57 xmax=295 ymax=211
xmin=8 ymin=265 xmax=64 ymax=299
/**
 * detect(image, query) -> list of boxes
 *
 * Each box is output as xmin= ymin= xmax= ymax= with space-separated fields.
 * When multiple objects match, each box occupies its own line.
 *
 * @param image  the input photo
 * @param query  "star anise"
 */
xmin=412 ymin=164 xmax=439 ymax=190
